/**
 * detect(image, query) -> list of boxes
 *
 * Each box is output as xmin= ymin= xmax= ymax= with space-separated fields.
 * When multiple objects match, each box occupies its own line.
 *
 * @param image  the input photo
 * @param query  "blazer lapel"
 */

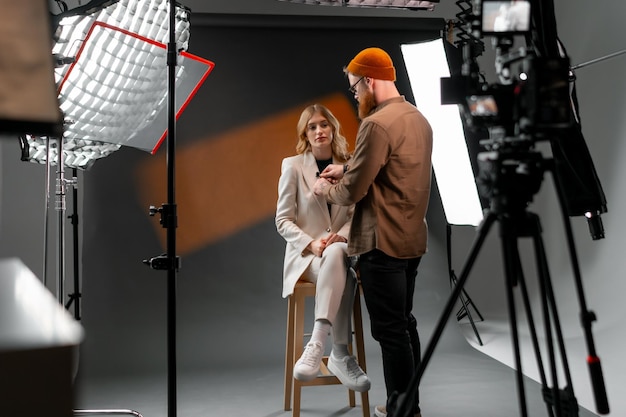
xmin=302 ymin=152 xmax=330 ymax=217
xmin=302 ymin=152 xmax=318 ymax=190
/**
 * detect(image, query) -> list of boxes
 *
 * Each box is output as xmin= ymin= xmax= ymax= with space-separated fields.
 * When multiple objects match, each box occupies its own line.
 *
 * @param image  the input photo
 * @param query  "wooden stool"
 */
xmin=283 ymin=279 xmax=370 ymax=417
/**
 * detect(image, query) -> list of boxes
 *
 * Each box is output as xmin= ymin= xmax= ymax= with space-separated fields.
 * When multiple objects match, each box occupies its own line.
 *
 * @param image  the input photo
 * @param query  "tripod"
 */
xmin=389 ymin=148 xmax=609 ymax=417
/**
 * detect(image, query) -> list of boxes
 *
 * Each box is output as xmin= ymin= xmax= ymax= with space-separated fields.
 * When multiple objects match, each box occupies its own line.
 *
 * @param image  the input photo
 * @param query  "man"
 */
xmin=313 ymin=47 xmax=433 ymax=417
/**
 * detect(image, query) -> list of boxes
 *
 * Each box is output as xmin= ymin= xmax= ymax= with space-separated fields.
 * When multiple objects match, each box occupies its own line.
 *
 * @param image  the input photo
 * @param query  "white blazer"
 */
xmin=276 ymin=151 xmax=354 ymax=298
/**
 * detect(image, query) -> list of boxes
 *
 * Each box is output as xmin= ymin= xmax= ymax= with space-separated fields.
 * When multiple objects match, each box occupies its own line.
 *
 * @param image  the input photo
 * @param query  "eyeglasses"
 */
xmin=348 ymin=76 xmax=365 ymax=94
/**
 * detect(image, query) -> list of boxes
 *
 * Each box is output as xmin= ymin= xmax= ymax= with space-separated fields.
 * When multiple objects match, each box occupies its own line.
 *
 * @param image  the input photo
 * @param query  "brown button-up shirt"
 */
xmin=323 ymin=96 xmax=433 ymax=258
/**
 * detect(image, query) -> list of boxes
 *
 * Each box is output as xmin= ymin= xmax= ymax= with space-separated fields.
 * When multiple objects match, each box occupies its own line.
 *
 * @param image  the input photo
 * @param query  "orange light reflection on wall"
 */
xmin=135 ymin=93 xmax=359 ymax=255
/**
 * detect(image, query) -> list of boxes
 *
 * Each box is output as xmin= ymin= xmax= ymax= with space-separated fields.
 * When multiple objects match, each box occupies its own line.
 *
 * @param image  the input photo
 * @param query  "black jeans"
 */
xmin=358 ymin=249 xmax=422 ymax=414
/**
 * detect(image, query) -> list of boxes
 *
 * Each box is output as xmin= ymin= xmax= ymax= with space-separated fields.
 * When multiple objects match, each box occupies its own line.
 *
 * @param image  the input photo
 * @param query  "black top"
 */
xmin=316 ymin=157 xmax=333 ymax=213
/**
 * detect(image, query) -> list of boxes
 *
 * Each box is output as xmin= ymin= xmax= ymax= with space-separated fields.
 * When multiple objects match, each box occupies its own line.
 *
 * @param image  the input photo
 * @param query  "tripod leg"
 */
xmin=529 ymin=213 xmax=580 ymax=417
xmin=499 ymin=220 xmax=529 ymax=417
xmin=553 ymin=179 xmax=610 ymax=415
xmin=389 ymin=211 xmax=498 ymax=417
xmin=501 ymin=212 xmax=580 ymax=417
xmin=504 ymin=216 xmax=558 ymax=417
xmin=509 ymin=242 xmax=554 ymax=417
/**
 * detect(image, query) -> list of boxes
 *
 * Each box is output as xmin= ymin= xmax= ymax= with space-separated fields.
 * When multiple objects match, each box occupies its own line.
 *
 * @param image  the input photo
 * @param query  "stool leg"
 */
xmin=286 ymin=281 xmax=367 ymax=417
xmin=348 ymin=387 xmax=356 ymax=407
xmin=293 ymin=380 xmax=302 ymax=417
xmin=292 ymin=290 xmax=307 ymax=417
xmin=284 ymin=295 xmax=296 ymax=411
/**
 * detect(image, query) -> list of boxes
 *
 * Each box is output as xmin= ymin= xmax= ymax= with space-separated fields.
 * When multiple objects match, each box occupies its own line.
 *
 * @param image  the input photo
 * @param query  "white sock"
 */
xmin=331 ymin=344 xmax=350 ymax=359
xmin=310 ymin=319 xmax=330 ymax=349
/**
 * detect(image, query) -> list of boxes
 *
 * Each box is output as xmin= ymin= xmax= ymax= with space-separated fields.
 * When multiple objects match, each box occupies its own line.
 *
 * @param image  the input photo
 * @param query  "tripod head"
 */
xmin=476 ymin=142 xmax=546 ymax=217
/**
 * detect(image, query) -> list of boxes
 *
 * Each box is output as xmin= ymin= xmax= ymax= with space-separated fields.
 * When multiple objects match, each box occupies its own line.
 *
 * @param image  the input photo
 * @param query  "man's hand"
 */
xmin=319 ymin=163 xmax=344 ymax=183
xmin=313 ymin=177 xmax=331 ymax=195
xmin=324 ymin=232 xmax=347 ymax=246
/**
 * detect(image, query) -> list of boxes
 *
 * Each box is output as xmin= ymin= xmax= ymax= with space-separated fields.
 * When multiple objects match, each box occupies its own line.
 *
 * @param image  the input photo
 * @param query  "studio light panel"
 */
xmin=20 ymin=0 xmax=215 ymax=170
xmin=402 ymin=39 xmax=484 ymax=226
xmin=57 ymin=22 xmax=187 ymax=153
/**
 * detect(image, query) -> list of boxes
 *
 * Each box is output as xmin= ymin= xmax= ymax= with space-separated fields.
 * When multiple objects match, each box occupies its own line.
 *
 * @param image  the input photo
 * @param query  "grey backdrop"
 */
xmin=1 ymin=0 xmax=624 ymax=415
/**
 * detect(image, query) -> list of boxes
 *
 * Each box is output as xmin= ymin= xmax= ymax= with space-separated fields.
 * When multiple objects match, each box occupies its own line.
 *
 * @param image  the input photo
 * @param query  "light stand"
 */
xmin=56 ymin=137 xmax=69 ymax=306
xmin=74 ymin=410 xmax=143 ymax=417
xmin=446 ymin=223 xmax=483 ymax=345
xmin=142 ymin=3 xmax=181 ymax=417
xmin=65 ymin=167 xmax=81 ymax=320
xmin=18 ymin=2 xmax=214 ymax=417
xmin=42 ymin=138 xmax=53 ymax=288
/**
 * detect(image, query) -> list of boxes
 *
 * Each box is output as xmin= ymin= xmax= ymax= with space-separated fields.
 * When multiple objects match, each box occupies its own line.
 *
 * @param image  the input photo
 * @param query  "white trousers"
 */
xmin=302 ymin=242 xmax=356 ymax=345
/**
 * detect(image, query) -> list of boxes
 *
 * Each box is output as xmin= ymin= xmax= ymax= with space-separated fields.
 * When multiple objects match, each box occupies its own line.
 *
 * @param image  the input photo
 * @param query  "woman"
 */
xmin=275 ymin=104 xmax=370 ymax=392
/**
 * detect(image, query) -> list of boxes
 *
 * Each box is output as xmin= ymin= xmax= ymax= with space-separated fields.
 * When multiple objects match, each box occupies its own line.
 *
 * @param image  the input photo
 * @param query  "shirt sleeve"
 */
xmin=324 ymin=121 xmax=390 ymax=205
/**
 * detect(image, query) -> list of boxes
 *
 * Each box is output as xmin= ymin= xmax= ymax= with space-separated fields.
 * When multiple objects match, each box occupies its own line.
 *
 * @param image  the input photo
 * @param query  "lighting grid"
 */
xmin=21 ymin=0 xmax=213 ymax=170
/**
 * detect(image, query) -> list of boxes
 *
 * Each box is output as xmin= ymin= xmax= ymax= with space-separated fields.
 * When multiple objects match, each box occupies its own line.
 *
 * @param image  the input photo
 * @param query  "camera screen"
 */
xmin=481 ymin=0 xmax=531 ymax=34
xmin=467 ymin=95 xmax=498 ymax=117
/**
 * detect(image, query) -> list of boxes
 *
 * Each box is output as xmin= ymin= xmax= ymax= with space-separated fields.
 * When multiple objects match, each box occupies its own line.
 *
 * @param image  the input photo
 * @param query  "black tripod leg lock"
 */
xmin=580 ymin=310 xmax=597 ymax=326
xmin=541 ymin=386 xmax=579 ymax=417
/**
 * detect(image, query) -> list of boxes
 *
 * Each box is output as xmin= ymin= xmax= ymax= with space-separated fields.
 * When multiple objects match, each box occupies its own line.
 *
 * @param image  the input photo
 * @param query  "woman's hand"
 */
xmin=307 ymin=234 xmax=347 ymax=257
xmin=307 ymin=239 xmax=326 ymax=257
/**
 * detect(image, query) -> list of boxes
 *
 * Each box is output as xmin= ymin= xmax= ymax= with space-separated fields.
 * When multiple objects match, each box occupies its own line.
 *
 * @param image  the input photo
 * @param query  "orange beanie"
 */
xmin=346 ymin=47 xmax=396 ymax=81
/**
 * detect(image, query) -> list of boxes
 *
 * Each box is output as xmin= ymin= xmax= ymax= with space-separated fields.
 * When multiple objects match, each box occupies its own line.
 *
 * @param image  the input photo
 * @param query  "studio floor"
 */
xmin=74 ymin=322 xmax=601 ymax=417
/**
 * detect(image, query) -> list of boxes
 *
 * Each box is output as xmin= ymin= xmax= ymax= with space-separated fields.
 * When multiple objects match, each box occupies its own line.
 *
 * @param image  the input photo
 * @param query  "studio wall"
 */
xmin=75 ymin=13 xmax=447 ymax=379
xmin=1 ymin=1 xmax=623 ymax=415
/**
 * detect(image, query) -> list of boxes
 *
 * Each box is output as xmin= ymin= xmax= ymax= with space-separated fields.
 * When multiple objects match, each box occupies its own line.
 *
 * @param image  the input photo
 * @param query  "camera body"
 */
xmin=442 ymin=0 xmax=572 ymax=138
xmin=458 ymin=54 xmax=572 ymax=135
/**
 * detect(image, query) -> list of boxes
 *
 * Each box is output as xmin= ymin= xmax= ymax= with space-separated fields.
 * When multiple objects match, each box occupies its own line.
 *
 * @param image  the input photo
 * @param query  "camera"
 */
xmin=443 ymin=0 xmax=571 ymax=135
xmin=441 ymin=0 xmax=607 ymax=239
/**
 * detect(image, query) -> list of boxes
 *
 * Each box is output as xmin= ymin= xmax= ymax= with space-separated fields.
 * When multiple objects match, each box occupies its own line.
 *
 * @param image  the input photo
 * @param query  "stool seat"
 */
xmin=283 ymin=279 xmax=370 ymax=417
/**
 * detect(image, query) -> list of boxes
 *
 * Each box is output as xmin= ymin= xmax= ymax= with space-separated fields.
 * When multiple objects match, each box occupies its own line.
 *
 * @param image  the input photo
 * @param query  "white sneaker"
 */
xmin=374 ymin=405 xmax=387 ymax=417
xmin=293 ymin=341 xmax=323 ymax=381
xmin=328 ymin=354 xmax=371 ymax=392
xmin=375 ymin=405 xmax=422 ymax=417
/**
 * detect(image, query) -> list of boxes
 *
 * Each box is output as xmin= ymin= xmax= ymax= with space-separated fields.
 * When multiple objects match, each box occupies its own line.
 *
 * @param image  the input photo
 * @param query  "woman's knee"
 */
xmin=321 ymin=242 xmax=347 ymax=258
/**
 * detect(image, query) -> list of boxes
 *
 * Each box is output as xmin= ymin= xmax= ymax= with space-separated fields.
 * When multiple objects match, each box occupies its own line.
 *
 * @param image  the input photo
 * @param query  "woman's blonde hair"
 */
xmin=295 ymin=104 xmax=350 ymax=162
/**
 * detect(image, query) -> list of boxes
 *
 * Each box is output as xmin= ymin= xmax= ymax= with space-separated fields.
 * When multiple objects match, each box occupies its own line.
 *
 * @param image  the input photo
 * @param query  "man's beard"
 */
xmin=358 ymin=89 xmax=377 ymax=120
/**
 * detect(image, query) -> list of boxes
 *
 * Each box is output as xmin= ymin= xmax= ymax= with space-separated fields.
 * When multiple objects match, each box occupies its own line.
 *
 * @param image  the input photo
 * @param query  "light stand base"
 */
xmin=74 ymin=410 xmax=143 ymax=416
xmin=447 ymin=223 xmax=484 ymax=345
